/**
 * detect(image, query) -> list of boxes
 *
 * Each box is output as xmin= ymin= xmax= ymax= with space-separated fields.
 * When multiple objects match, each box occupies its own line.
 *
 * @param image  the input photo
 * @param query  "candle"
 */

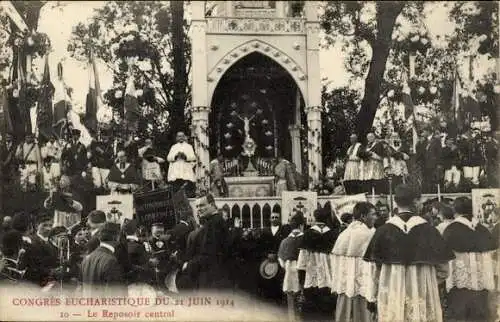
xmin=371 ymin=186 xmax=376 ymax=203
xmin=437 ymin=184 xmax=441 ymax=202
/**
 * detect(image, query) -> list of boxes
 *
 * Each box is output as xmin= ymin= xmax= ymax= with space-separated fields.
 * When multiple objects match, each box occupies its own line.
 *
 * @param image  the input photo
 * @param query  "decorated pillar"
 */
xmin=288 ymin=124 xmax=302 ymax=172
xmin=190 ymin=2 xmax=210 ymax=192
xmin=305 ymin=1 xmax=322 ymax=187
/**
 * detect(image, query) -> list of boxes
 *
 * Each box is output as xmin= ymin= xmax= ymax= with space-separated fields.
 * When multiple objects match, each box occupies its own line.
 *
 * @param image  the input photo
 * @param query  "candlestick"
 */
xmin=437 ymin=184 xmax=441 ymax=202
xmin=371 ymin=186 xmax=376 ymax=203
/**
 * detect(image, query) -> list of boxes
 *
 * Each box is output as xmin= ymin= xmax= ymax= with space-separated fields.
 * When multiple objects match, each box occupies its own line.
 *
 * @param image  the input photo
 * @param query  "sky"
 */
xmin=30 ymin=1 xmax=495 ymax=111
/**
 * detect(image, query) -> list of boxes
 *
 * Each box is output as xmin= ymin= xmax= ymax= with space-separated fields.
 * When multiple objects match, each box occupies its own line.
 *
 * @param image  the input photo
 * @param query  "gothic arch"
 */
xmin=207 ymin=39 xmax=308 ymax=105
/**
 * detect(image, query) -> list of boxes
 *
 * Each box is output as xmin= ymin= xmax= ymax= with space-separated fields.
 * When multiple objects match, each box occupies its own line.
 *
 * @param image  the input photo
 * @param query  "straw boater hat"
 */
xmin=259 ymin=258 xmax=279 ymax=280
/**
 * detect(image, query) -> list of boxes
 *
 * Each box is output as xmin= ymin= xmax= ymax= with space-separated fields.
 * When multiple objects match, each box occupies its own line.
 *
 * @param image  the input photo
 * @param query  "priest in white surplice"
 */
xmin=331 ymin=202 xmax=378 ymax=322
xmin=167 ymin=132 xmax=196 ymax=197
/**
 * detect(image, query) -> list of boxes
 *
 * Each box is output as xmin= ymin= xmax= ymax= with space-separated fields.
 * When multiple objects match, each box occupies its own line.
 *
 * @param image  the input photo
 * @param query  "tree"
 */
xmin=68 ymin=1 xmax=191 ymax=144
xmin=322 ymin=2 xmax=421 ymax=139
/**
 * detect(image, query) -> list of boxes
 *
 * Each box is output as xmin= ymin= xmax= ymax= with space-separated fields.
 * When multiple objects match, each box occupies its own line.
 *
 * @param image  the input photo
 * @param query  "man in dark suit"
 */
xmin=167 ymin=211 xmax=193 ymax=259
xmin=24 ymin=212 xmax=60 ymax=286
xmin=259 ymin=211 xmax=291 ymax=305
xmin=86 ymin=210 xmax=107 ymax=254
xmin=61 ymin=129 xmax=87 ymax=176
xmin=81 ymin=222 xmax=126 ymax=297
xmin=124 ymin=219 xmax=149 ymax=283
xmin=182 ymin=193 xmax=231 ymax=290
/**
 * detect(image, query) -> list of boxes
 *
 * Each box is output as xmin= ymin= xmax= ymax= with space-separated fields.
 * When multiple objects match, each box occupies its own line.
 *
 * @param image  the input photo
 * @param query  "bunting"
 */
xmin=36 ymin=54 xmax=54 ymax=143
xmin=401 ymin=74 xmax=418 ymax=153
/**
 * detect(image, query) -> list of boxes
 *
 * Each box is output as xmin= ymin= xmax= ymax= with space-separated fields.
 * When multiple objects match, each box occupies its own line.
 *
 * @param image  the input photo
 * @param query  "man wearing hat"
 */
xmin=297 ymin=207 xmax=339 ymax=321
xmin=15 ymin=133 xmax=42 ymax=191
xmin=460 ymin=127 xmax=483 ymax=187
xmin=86 ymin=210 xmax=107 ymax=254
xmin=81 ymin=222 xmax=126 ymax=297
xmin=24 ymin=212 xmax=60 ymax=286
xmin=61 ymin=129 xmax=87 ymax=177
xmin=363 ymin=184 xmax=454 ymax=322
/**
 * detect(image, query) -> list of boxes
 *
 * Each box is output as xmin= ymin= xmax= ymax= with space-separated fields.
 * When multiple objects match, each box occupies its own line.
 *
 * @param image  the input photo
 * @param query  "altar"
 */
xmin=225 ymin=176 xmax=275 ymax=197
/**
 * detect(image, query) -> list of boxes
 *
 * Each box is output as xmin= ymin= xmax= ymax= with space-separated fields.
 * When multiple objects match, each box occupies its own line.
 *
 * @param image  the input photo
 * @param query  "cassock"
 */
xmin=166 ymin=142 xmax=196 ymax=182
xmin=361 ymin=141 xmax=385 ymax=182
xmin=344 ymin=142 xmax=364 ymax=194
xmin=363 ymin=215 xmax=455 ymax=322
xmin=297 ymin=224 xmax=338 ymax=320
xmin=442 ymin=216 xmax=497 ymax=321
xmin=126 ymin=235 xmax=149 ymax=283
xmin=81 ymin=244 xmax=126 ymax=297
xmin=21 ymin=234 xmax=59 ymax=286
xmin=330 ymin=221 xmax=377 ymax=322
xmin=107 ymin=162 xmax=140 ymax=192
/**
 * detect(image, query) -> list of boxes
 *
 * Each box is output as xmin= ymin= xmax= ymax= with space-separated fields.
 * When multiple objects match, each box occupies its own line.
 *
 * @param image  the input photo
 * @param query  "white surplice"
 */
xmin=166 ymin=142 xmax=196 ymax=182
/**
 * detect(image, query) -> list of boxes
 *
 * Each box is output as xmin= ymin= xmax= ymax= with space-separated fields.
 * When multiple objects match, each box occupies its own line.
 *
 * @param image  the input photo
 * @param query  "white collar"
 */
xmin=271 ymin=225 xmax=279 ymax=234
xmin=91 ymin=228 xmax=100 ymax=236
xmin=288 ymin=229 xmax=304 ymax=238
xmin=37 ymin=233 xmax=48 ymax=242
xmin=387 ymin=215 xmax=427 ymax=234
xmin=99 ymin=242 xmax=115 ymax=253
xmin=126 ymin=235 xmax=139 ymax=242
xmin=311 ymin=224 xmax=331 ymax=234
xmin=179 ymin=220 xmax=189 ymax=226
xmin=453 ymin=216 xmax=478 ymax=231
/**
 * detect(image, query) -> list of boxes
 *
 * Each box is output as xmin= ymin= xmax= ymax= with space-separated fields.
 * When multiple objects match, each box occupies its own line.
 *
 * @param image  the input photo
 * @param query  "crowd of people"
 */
xmin=0 ymin=184 xmax=498 ymax=322
xmin=322 ymin=125 xmax=498 ymax=196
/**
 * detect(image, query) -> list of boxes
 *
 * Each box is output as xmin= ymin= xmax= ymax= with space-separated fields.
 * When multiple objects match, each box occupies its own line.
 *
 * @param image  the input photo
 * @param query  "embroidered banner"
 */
xmin=330 ymin=193 xmax=368 ymax=222
xmin=471 ymin=188 xmax=500 ymax=226
xmin=96 ymin=194 xmax=134 ymax=225
xmin=282 ymin=191 xmax=318 ymax=225
xmin=134 ymin=188 xmax=176 ymax=229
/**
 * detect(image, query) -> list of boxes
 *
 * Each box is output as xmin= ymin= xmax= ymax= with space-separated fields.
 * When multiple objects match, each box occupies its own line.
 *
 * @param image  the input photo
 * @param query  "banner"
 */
xmin=134 ymin=189 xmax=176 ymax=229
xmin=96 ymin=194 xmax=134 ymax=225
xmin=282 ymin=191 xmax=317 ymax=225
xmin=471 ymin=189 xmax=500 ymax=226
xmin=330 ymin=193 xmax=367 ymax=222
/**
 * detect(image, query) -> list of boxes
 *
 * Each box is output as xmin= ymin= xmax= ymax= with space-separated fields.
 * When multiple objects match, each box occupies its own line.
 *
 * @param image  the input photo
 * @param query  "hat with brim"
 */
xmin=259 ymin=259 xmax=279 ymax=279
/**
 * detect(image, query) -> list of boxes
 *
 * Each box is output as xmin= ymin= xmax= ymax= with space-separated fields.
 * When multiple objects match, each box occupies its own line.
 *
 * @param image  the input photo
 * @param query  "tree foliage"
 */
xmin=67 ymin=1 xmax=191 ymax=142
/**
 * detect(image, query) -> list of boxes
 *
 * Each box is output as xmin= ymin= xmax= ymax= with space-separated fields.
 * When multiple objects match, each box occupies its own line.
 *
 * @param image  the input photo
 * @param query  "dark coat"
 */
xmin=87 ymin=232 xmax=131 ymax=279
xmin=167 ymin=221 xmax=192 ymax=260
xmin=186 ymin=212 xmax=231 ymax=290
xmin=61 ymin=142 xmax=87 ymax=175
xmin=261 ymin=224 xmax=292 ymax=254
xmin=22 ymin=235 xmax=59 ymax=286
xmin=81 ymin=246 xmax=126 ymax=297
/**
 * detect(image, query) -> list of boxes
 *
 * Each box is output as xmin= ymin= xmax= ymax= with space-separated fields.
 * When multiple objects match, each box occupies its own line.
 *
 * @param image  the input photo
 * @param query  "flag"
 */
xmin=36 ymin=54 xmax=54 ymax=143
xmin=401 ymin=74 xmax=418 ymax=152
xmin=53 ymin=62 xmax=69 ymax=138
xmin=84 ymin=51 xmax=100 ymax=134
xmin=0 ymin=86 xmax=14 ymax=137
xmin=123 ymin=69 xmax=140 ymax=132
xmin=16 ymin=51 xmax=31 ymax=138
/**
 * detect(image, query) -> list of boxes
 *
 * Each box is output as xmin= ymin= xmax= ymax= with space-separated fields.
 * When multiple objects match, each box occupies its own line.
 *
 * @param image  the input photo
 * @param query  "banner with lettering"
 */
xmin=134 ymin=189 xmax=176 ymax=229
xmin=471 ymin=188 xmax=500 ymax=226
xmin=96 ymin=194 xmax=134 ymax=225
xmin=282 ymin=191 xmax=318 ymax=225
xmin=330 ymin=193 xmax=368 ymax=222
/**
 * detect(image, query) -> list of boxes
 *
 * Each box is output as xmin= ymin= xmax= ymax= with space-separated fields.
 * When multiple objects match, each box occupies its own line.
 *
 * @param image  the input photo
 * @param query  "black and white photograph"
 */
xmin=0 ymin=1 xmax=498 ymax=321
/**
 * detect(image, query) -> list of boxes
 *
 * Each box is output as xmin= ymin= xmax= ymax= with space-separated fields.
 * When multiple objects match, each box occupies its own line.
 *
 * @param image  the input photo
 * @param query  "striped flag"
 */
xmin=123 ymin=69 xmax=140 ymax=132
xmin=84 ymin=51 xmax=101 ymax=134
xmin=36 ymin=54 xmax=55 ymax=143
xmin=401 ymin=74 xmax=418 ymax=153
xmin=53 ymin=62 xmax=69 ymax=138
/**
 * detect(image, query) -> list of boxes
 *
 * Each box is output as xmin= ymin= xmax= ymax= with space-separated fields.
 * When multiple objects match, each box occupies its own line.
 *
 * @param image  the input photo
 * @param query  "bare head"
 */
xmin=366 ymin=132 xmax=375 ymax=143
xmin=176 ymin=132 xmax=187 ymax=143
xmin=350 ymin=134 xmax=358 ymax=145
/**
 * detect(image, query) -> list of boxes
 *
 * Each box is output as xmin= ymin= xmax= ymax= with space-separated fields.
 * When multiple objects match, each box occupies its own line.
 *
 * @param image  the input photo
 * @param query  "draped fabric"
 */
xmin=376 ymin=264 xmax=443 ymax=322
xmin=332 ymin=221 xmax=374 ymax=257
xmin=278 ymin=259 xmax=300 ymax=293
xmin=297 ymin=250 xmax=332 ymax=289
xmin=344 ymin=143 xmax=363 ymax=181
xmin=446 ymin=251 xmax=496 ymax=292
xmin=330 ymin=255 xmax=378 ymax=302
